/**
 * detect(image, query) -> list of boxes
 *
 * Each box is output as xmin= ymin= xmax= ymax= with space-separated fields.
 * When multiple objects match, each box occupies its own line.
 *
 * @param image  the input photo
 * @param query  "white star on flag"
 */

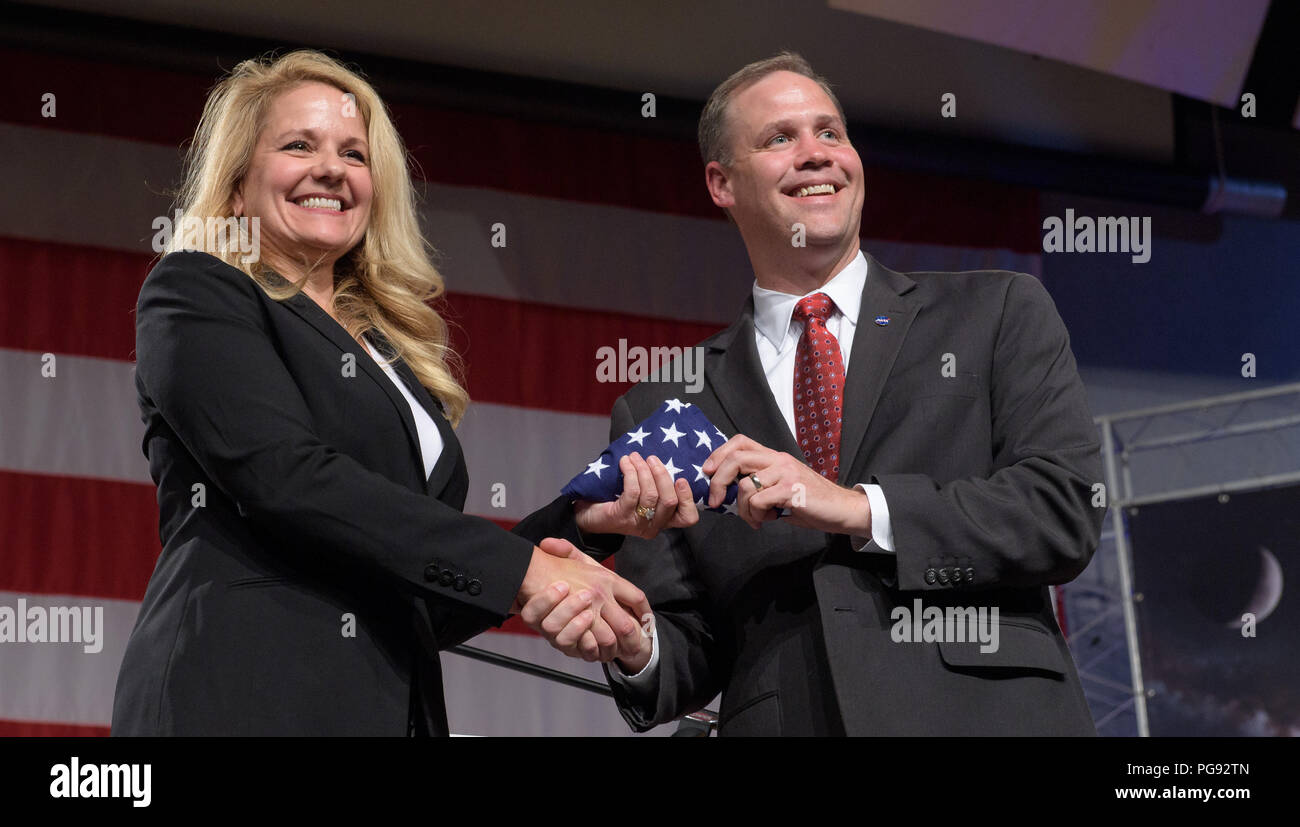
xmin=560 ymin=397 xmax=739 ymax=512
xmin=660 ymin=422 xmax=685 ymax=447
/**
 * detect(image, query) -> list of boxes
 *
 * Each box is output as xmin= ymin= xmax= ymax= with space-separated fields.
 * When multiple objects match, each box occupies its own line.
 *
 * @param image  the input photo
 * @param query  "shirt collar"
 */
xmin=752 ymin=250 xmax=868 ymax=352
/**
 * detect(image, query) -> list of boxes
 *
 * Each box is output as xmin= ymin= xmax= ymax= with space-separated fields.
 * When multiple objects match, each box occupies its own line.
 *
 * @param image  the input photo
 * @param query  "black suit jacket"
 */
xmin=606 ymin=255 xmax=1103 ymax=735
xmin=112 ymin=251 xmax=586 ymax=736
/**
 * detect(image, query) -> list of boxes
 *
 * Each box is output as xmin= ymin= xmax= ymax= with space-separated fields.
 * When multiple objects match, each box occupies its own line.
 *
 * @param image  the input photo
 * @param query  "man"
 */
xmin=523 ymin=52 xmax=1103 ymax=735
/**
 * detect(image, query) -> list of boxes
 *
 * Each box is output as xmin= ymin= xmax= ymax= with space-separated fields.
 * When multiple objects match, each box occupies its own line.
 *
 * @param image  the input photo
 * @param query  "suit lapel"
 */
xmin=392 ymin=356 xmax=463 ymax=499
xmin=281 ymin=292 xmax=452 ymax=495
xmin=707 ymin=299 xmax=805 ymax=459
xmin=838 ymin=254 xmax=921 ymax=482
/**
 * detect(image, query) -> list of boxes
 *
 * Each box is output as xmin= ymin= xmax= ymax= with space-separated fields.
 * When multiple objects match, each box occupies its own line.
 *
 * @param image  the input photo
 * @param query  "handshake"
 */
xmin=512 ymin=451 xmax=695 ymax=673
xmin=515 ymin=538 xmax=657 ymax=673
xmin=510 ymin=432 xmax=870 ymax=671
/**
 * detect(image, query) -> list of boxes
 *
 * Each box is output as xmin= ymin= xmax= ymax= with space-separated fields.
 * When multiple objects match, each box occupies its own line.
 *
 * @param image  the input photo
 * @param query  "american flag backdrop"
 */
xmin=0 ymin=44 xmax=1045 ymax=736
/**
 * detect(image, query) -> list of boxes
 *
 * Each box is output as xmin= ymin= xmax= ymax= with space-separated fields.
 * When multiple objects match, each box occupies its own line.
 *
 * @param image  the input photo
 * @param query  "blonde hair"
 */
xmin=169 ymin=49 xmax=470 ymax=425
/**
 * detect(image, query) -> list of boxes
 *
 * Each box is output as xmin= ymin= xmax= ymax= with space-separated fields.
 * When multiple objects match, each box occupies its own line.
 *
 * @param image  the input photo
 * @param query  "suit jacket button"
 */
xmin=951 ymin=567 xmax=963 ymax=583
xmin=467 ymin=579 xmax=482 ymax=596
xmin=439 ymin=570 xmax=454 ymax=587
xmin=937 ymin=567 xmax=950 ymax=585
xmin=965 ymin=567 xmax=976 ymax=583
xmin=423 ymin=564 xmax=439 ymax=582
xmin=453 ymin=575 xmax=467 ymax=592
xmin=925 ymin=568 xmax=937 ymax=585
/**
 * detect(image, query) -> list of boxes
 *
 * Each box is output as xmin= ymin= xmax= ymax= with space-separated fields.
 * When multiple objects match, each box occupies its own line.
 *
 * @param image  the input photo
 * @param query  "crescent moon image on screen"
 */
xmin=1229 ymin=546 xmax=1284 ymax=627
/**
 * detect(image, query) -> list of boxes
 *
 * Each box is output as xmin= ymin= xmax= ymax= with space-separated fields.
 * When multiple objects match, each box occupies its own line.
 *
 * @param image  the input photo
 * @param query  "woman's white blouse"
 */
xmin=362 ymin=336 xmax=444 ymax=480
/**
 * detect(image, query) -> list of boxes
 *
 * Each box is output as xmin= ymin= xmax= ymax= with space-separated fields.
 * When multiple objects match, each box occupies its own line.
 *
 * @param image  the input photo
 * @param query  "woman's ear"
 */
xmin=231 ymin=186 xmax=244 ymax=218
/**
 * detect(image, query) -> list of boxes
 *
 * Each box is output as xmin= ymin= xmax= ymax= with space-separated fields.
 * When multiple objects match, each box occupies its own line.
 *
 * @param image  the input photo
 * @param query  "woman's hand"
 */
xmin=518 ymin=538 xmax=654 ymax=666
xmin=573 ymin=452 xmax=700 ymax=539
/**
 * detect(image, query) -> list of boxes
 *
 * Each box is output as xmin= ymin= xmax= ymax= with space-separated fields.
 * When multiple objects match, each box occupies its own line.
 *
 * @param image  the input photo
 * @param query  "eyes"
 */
xmin=765 ymin=128 xmax=842 ymax=148
xmin=281 ymin=139 xmax=367 ymax=164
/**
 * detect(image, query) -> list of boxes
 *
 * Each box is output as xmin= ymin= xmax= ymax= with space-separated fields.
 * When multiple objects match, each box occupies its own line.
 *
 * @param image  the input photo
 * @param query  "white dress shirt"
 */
xmin=751 ymin=251 xmax=893 ymax=554
xmin=362 ymin=336 xmax=444 ymax=480
xmin=613 ymin=251 xmax=895 ymax=686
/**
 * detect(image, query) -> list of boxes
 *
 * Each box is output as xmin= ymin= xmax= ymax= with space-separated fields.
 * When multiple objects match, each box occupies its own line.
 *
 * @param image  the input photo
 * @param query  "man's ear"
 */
xmin=705 ymin=161 xmax=734 ymax=210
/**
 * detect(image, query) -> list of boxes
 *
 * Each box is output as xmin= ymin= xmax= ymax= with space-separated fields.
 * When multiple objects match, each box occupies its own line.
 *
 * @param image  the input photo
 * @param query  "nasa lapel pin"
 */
xmin=874 ymin=315 xmax=890 ymax=326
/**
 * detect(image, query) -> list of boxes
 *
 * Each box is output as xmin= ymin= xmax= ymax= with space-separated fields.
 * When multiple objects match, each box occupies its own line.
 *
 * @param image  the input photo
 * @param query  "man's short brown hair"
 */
xmin=697 ymin=51 xmax=846 ymax=167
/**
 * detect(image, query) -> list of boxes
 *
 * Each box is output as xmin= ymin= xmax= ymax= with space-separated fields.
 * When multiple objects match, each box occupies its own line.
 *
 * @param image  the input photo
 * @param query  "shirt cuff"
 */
xmin=607 ymin=615 xmax=660 ymax=688
xmin=850 ymin=483 xmax=895 ymax=552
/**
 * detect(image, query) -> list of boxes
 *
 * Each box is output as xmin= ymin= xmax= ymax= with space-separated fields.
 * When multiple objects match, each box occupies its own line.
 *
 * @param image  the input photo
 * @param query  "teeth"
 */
xmin=296 ymin=196 xmax=343 ymax=211
xmin=795 ymin=184 xmax=837 ymax=197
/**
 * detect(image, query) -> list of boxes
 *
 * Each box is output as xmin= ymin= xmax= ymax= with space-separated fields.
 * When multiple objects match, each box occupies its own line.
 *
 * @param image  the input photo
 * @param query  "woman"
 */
xmin=111 ymin=50 xmax=693 ymax=735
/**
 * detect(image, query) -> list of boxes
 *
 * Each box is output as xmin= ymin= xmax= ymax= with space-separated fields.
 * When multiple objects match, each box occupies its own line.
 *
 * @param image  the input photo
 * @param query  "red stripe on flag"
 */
xmin=0 ymin=719 xmax=110 ymax=737
xmin=0 ymin=45 xmax=712 ymax=218
xmin=389 ymin=102 xmax=713 ymax=218
xmin=445 ymin=292 xmax=724 ymax=415
xmin=0 ymin=46 xmax=210 ymax=148
xmin=0 ymin=47 xmax=1041 ymax=249
xmin=0 ymin=238 xmax=725 ymax=415
xmin=0 ymin=471 xmax=161 ymax=602
xmin=496 ymin=615 xmax=540 ymax=637
xmin=0 ymin=238 xmax=150 ymax=362
xmin=861 ymin=166 xmax=1042 ymax=254
xmin=0 ymin=474 xmax=615 ymax=614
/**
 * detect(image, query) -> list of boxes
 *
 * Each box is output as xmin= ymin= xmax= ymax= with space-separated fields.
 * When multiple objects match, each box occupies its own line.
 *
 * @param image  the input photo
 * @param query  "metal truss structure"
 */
xmin=1064 ymin=382 xmax=1300 ymax=736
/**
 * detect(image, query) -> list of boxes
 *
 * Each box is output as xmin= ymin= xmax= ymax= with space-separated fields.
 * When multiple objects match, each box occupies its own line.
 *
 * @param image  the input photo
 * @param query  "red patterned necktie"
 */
xmin=792 ymin=292 xmax=844 ymax=481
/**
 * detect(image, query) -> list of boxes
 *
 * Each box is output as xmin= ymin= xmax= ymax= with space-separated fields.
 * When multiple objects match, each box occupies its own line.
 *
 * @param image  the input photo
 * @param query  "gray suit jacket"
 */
xmin=606 ymin=254 xmax=1102 ymax=735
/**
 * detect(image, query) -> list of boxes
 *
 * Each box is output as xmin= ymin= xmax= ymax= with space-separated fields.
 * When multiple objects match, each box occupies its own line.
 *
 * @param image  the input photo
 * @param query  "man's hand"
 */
xmin=701 ymin=434 xmax=871 ymax=535
xmin=515 ymin=538 xmax=652 ymax=665
xmin=574 ymin=452 xmax=700 ymax=539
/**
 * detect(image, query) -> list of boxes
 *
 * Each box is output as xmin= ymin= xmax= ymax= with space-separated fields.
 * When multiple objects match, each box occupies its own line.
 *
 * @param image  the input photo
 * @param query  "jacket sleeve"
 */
xmin=135 ymin=252 xmax=534 ymax=620
xmin=602 ymin=394 xmax=729 ymax=731
xmin=510 ymin=495 xmax=624 ymax=561
xmin=428 ymin=495 xmax=624 ymax=649
xmin=876 ymin=272 xmax=1105 ymax=592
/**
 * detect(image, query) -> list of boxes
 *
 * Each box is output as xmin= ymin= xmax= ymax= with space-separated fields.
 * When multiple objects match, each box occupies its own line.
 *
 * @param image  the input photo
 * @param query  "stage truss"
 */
xmin=1063 ymin=382 xmax=1300 ymax=736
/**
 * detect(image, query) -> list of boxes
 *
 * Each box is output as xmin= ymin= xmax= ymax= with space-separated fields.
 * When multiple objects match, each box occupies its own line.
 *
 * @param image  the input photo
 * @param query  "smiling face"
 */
xmin=707 ymin=70 xmax=864 ymax=261
xmin=232 ymin=81 xmax=372 ymax=278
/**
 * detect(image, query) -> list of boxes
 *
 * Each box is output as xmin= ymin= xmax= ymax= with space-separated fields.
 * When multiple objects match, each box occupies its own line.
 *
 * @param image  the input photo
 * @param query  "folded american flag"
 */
xmin=561 ymin=398 xmax=738 ymax=511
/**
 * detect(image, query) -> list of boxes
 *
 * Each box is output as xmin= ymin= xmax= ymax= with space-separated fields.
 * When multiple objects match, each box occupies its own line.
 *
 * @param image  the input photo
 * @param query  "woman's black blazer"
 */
xmin=111 ymin=251 xmax=593 ymax=735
